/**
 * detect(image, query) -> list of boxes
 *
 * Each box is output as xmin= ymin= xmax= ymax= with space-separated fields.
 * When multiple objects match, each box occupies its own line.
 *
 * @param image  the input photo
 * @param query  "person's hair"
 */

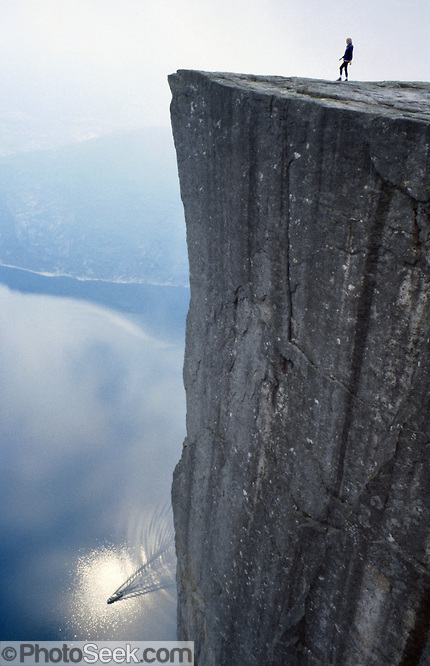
xmin=346 ymin=38 xmax=352 ymax=44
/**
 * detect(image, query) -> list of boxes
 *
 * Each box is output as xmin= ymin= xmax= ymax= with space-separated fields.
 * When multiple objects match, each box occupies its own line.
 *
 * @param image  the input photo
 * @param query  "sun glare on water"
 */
xmin=64 ymin=542 xmax=175 ymax=640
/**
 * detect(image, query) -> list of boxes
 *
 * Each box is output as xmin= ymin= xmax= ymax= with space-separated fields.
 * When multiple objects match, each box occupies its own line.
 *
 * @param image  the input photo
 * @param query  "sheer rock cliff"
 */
xmin=169 ymin=71 xmax=430 ymax=665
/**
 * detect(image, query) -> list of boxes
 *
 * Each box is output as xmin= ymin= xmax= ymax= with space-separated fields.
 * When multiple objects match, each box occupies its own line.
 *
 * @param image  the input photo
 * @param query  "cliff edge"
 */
xmin=169 ymin=71 xmax=430 ymax=665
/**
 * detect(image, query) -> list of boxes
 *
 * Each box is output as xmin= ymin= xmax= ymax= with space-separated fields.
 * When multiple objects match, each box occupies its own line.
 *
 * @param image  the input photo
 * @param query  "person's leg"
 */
xmin=344 ymin=62 xmax=349 ymax=79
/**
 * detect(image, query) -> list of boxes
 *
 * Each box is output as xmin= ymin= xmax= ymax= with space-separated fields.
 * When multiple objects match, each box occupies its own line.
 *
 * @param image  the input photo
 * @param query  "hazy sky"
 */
xmin=0 ymin=0 xmax=428 ymax=130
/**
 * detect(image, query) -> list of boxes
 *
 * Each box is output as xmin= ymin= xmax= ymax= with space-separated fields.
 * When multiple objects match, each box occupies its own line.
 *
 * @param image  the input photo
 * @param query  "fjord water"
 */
xmin=0 ymin=269 xmax=188 ymax=640
xmin=0 ymin=128 xmax=188 ymax=640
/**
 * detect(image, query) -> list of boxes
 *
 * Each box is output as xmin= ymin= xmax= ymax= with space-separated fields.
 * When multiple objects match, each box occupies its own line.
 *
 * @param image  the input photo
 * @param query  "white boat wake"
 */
xmin=107 ymin=506 xmax=175 ymax=605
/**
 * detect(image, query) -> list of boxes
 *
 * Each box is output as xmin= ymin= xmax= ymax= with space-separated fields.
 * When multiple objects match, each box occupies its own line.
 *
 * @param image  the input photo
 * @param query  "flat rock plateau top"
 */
xmin=172 ymin=70 xmax=430 ymax=121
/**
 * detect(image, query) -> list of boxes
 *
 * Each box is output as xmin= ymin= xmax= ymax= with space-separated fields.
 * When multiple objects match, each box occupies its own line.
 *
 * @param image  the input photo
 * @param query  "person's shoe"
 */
xmin=336 ymin=77 xmax=341 ymax=81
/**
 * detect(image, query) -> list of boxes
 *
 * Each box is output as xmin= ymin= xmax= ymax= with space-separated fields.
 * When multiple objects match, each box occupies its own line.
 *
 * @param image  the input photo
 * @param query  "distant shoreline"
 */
xmin=0 ymin=260 xmax=189 ymax=287
xmin=0 ymin=263 xmax=189 ymax=343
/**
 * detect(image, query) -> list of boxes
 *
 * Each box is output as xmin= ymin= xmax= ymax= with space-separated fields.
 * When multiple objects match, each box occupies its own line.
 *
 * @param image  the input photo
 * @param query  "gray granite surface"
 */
xmin=170 ymin=70 xmax=430 ymax=665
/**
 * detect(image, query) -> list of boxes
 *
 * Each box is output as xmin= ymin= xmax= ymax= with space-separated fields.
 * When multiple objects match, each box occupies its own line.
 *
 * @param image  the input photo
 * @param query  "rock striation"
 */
xmin=169 ymin=71 xmax=430 ymax=665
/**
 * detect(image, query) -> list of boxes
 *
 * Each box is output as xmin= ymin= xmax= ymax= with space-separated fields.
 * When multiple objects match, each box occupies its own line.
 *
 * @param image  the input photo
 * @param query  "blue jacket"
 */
xmin=343 ymin=44 xmax=353 ymax=62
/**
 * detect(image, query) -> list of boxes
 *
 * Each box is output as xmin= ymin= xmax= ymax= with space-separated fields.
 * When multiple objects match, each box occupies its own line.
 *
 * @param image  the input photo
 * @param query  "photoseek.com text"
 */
xmin=0 ymin=642 xmax=194 ymax=666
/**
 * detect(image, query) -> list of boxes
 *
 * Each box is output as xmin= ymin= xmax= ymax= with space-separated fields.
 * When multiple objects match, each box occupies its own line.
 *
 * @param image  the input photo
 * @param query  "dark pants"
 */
xmin=340 ymin=60 xmax=349 ymax=79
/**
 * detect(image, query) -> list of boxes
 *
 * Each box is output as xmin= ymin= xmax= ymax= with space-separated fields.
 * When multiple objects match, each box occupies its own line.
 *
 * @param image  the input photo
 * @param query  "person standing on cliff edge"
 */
xmin=337 ymin=38 xmax=353 ymax=81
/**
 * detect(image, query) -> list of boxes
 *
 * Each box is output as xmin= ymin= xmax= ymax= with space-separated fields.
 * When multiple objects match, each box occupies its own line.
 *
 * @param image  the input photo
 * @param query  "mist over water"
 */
xmin=0 ymin=49 xmax=188 ymax=639
xmin=0 ymin=282 xmax=185 ymax=640
xmin=0 ymin=115 xmax=189 ymax=641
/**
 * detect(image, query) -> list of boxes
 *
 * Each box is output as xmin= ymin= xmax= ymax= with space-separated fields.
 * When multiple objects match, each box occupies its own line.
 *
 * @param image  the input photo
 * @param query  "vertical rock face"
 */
xmin=169 ymin=71 xmax=430 ymax=665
